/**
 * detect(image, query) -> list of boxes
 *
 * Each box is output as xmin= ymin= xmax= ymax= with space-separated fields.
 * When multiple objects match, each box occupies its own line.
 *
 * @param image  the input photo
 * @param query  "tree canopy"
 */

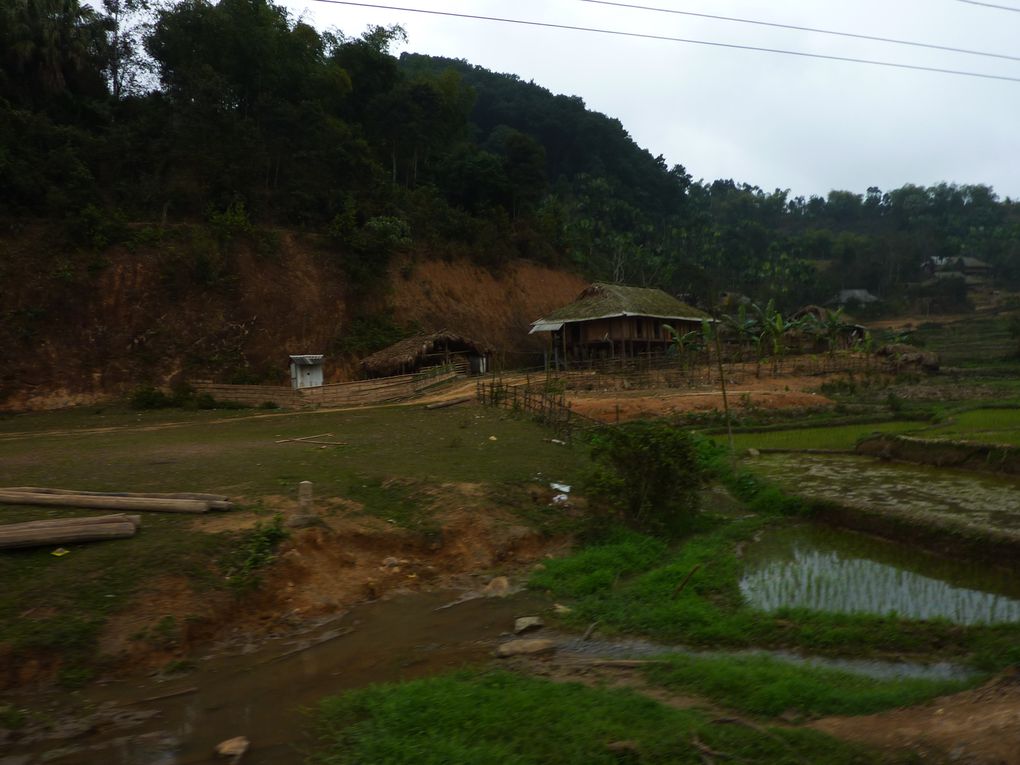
xmin=2 ymin=0 xmax=1018 ymax=309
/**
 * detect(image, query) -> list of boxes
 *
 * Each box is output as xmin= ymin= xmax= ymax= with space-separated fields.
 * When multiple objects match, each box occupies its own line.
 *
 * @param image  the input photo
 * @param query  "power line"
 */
xmin=957 ymin=0 xmax=1020 ymax=11
xmin=581 ymin=0 xmax=1020 ymax=64
xmin=308 ymin=1 xmax=1020 ymax=84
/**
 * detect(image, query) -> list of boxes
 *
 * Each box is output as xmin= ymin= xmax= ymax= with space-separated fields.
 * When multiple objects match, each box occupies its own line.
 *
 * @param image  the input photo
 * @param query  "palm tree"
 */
xmin=1 ymin=0 xmax=109 ymax=106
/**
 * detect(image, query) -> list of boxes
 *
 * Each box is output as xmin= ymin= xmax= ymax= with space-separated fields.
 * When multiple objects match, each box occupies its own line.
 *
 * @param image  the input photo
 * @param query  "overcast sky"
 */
xmin=274 ymin=0 xmax=1020 ymax=200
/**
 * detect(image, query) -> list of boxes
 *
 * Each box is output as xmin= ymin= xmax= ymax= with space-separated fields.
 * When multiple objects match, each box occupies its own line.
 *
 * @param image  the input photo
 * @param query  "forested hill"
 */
xmin=2 ymin=0 xmax=1020 ymax=322
xmin=399 ymin=53 xmax=687 ymax=223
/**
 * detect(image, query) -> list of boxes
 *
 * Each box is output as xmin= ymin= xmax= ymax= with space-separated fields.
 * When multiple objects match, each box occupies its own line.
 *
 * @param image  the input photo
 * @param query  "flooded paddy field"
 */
xmin=740 ymin=524 xmax=1020 ymax=625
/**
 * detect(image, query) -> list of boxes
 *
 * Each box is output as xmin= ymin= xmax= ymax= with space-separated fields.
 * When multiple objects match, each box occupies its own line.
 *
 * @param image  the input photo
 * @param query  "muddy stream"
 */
xmin=3 ymin=591 xmax=551 ymax=765
xmin=4 ymin=577 xmax=993 ymax=765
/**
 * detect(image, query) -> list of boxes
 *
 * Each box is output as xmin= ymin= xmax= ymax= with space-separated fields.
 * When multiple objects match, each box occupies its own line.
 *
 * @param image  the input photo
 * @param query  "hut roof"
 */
xmin=792 ymin=305 xmax=847 ymax=323
xmin=359 ymin=330 xmax=490 ymax=377
xmin=531 ymin=283 xmax=708 ymax=333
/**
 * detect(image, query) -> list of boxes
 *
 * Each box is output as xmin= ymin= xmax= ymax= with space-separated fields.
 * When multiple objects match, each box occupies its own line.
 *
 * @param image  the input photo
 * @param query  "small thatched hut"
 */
xmin=360 ymin=331 xmax=491 ymax=378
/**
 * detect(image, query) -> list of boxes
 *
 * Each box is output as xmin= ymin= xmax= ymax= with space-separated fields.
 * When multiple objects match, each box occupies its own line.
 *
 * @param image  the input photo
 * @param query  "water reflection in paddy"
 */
xmin=740 ymin=524 xmax=1020 ymax=625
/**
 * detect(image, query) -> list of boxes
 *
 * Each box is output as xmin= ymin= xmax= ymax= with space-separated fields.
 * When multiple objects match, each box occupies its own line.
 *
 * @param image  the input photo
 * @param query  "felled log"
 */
xmin=0 ymin=491 xmax=210 ymax=513
xmin=5 ymin=487 xmax=228 ymax=502
xmin=5 ymin=513 xmax=142 ymax=531
xmin=0 ymin=521 xmax=136 ymax=550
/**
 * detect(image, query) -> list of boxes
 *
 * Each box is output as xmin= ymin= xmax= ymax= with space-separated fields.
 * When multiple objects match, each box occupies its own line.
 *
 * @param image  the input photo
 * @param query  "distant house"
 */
xmin=923 ymin=256 xmax=993 ymax=288
xmin=831 ymin=289 xmax=878 ymax=306
xmin=360 ymin=330 xmax=491 ymax=378
xmin=529 ymin=282 xmax=709 ymax=368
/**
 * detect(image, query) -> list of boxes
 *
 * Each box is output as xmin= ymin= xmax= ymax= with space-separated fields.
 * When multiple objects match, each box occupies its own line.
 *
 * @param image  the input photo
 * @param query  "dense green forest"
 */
xmin=3 ymin=0 xmax=1020 ymax=312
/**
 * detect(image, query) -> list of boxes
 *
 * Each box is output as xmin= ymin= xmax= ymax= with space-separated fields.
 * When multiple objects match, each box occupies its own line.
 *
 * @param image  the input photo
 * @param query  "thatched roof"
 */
xmin=531 ymin=283 xmax=708 ymax=333
xmin=360 ymin=330 xmax=490 ymax=377
xmin=792 ymin=305 xmax=850 ymax=323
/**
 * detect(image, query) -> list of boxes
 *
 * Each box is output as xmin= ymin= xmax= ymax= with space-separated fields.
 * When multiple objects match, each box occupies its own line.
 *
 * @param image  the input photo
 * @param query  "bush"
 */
xmin=129 ymin=384 xmax=250 ymax=411
xmin=586 ymin=421 xmax=703 ymax=537
xmin=130 ymin=386 xmax=174 ymax=409
xmin=221 ymin=514 xmax=288 ymax=591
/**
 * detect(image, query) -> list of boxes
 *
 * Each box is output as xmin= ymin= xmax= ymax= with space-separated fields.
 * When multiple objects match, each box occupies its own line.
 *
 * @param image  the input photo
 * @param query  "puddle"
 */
xmin=555 ymin=633 xmax=977 ymax=682
xmin=739 ymin=524 xmax=1020 ymax=625
xmin=4 ymin=590 xmax=550 ymax=765
xmin=749 ymin=453 xmax=1020 ymax=531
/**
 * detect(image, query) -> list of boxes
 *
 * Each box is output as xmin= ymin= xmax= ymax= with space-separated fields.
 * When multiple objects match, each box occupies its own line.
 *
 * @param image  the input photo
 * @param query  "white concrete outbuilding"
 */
xmin=289 ymin=355 xmax=324 ymax=389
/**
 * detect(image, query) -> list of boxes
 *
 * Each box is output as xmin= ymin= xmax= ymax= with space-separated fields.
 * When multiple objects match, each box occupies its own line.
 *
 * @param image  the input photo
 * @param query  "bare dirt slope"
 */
xmin=386 ymin=258 xmax=588 ymax=354
xmin=811 ymin=670 xmax=1020 ymax=764
xmin=0 ymin=225 xmax=585 ymax=410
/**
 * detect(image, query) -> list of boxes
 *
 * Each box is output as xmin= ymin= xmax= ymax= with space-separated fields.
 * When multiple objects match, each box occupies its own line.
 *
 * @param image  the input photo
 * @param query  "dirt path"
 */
xmin=568 ymin=375 xmax=833 ymax=422
xmin=0 ymin=366 xmax=837 ymax=441
xmin=812 ymin=670 xmax=1020 ymax=764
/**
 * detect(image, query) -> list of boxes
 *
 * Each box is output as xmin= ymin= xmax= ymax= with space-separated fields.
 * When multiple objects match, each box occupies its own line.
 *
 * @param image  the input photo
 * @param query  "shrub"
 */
xmin=221 ymin=514 xmax=288 ymax=592
xmin=130 ymin=386 xmax=174 ymax=409
xmin=207 ymin=200 xmax=252 ymax=244
xmin=586 ymin=421 xmax=703 ymax=538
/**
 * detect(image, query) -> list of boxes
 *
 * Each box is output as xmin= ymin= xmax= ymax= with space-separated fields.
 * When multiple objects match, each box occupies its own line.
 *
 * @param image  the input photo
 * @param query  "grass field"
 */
xmin=728 ymin=421 xmax=921 ymax=452
xmin=0 ymin=402 xmax=590 ymax=673
xmin=643 ymin=653 xmax=969 ymax=717
xmin=309 ymin=670 xmax=900 ymax=765
xmin=721 ymin=407 xmax=1020 ymax=452
xmin=909 ymin=316 xmax=1017 ymax=366
xmin=0 ymin=403 xmax=587 ymax=494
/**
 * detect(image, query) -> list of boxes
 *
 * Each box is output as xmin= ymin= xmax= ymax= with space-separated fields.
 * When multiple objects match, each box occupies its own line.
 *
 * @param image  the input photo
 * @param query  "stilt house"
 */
xmin=530 ymin=282 xmax=709 ymax=368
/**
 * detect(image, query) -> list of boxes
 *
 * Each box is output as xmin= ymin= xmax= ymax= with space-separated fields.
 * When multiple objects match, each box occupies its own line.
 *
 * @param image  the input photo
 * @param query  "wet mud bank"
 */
xmin=1 ymin=589 xmax=553 ymax=765
xmin=810 ymin=498 xmax=1020 ymax=568
xmin=747 ymin=453 xmax=1020 ymax=567
xmin=857 ymin=433 xmax=1020 ymax=476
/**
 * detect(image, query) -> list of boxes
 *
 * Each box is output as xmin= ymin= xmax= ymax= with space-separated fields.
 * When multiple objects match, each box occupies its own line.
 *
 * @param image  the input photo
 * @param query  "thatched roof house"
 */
xmin=530 ymin=282 xmax=709 ymax=367
xmin=360 ymin=330 xmax=491 ymax=378
xmin=531 ymin=282 xmax=708 ymax=332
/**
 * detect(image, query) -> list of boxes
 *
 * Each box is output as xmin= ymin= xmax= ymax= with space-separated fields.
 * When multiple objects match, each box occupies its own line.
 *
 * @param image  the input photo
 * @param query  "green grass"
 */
xmin=0 ymin=404 xmax=587 ymax=495
xmin=0 ymin=509 xmax=225 ymax=656
xmin=919 ymin=407 xmax=1020 ymax=445
xmin=643 ymin=653 xmax=970 ymax=718
xmin=909 ymin=316 xmax=1017 ymax=366
xmin=529 ymin=519 xmax=1020 ymax=670
xmin=309 ymin=670 xmax=899 ymax=765
xmin=728 ymin=421 xmax=921 ymax=451
xmin=723 ymin=406 xmax=1020 ymax=451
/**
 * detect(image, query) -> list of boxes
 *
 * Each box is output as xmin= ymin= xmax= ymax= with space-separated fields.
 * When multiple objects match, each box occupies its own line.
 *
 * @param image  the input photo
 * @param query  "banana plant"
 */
xmin=753 ymin=300 xmax=802 ymax=374
xmin=662 ymin=324 xmax=703 ymax=378
xmin=722 ymin=303 xmax=765 ymax=376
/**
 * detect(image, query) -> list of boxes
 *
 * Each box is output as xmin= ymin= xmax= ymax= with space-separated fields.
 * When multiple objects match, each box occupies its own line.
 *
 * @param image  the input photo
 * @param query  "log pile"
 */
xmin=0 ymin=486 xmax=234 ymax=549
xmin=0 ymin=487 xmax=233 ymax=513
xmin=0 ymin=513 xmax=140 ymax=550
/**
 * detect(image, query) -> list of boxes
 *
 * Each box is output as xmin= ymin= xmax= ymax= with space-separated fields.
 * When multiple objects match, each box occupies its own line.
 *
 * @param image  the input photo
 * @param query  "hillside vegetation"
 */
xmin=3 ymin=0 xmax=1020 ymax=405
